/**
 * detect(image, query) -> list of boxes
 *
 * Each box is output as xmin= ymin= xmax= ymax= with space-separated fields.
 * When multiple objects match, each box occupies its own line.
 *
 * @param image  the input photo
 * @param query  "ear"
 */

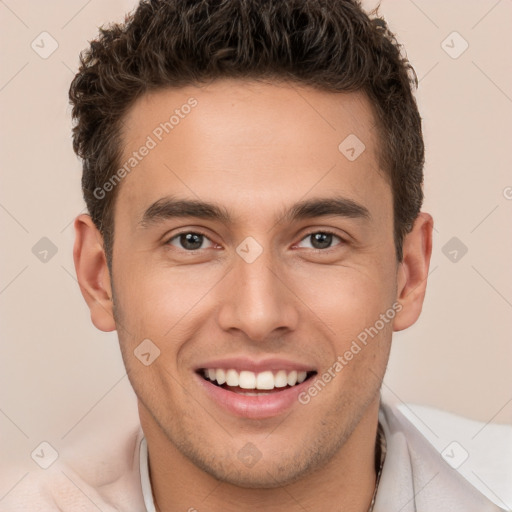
xmin=73 ymin=214 xmax=116 ymax=332
xmin=393 ymin=212 xmax=433 ymax=332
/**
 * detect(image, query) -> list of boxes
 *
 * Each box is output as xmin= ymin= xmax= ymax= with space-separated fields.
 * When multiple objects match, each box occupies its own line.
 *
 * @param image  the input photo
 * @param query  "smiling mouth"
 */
xmin=198 ymin=368 xmax=317 ymax=395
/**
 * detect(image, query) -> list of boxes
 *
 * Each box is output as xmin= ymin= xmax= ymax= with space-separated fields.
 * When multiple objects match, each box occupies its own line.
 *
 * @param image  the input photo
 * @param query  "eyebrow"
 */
xmin=138 ymin=195 xmax=371 ymax=229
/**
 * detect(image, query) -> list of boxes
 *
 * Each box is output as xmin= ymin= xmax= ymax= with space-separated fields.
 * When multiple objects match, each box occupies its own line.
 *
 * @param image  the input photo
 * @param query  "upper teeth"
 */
xmin=203 ymin=369 xmax=308 ymax=389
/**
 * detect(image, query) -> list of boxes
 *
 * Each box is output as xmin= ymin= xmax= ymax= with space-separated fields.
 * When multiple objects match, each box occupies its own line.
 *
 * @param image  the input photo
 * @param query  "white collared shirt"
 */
xmin=2 ymin=400 xmax=509 ymax=510
xmin=138 ymin=401 xmax=510 ymax=511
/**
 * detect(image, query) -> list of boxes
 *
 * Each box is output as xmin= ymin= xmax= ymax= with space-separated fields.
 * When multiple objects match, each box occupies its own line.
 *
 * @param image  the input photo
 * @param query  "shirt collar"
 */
xmin=139 ymin=436 xmax=156 ymax=512
xmin=139 ymin=417 xmax=387 ymax=512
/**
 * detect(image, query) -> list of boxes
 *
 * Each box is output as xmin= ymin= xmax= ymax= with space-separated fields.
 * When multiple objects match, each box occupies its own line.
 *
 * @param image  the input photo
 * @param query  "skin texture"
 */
xmin=73 ymin=79 xmax=433 ymax=512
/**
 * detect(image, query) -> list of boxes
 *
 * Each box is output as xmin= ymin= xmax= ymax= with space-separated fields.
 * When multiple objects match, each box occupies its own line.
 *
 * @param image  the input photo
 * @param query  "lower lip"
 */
xmin=196 ymin=373 xmax=313 ymax=419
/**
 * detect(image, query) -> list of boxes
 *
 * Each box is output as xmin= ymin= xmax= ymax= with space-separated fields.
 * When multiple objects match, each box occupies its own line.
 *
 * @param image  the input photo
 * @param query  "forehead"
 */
xmin=115 ymin=79 xmax=388 ymax=227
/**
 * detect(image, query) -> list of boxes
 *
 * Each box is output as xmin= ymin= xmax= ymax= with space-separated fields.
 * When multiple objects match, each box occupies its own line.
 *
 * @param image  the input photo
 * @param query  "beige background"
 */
xmin=1 ymin=0 xmax=511 ymax=494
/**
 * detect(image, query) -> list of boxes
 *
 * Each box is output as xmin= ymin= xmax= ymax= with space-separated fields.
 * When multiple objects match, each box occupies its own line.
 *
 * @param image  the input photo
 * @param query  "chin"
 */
xmin=210 ymin=461 xmax=313 ymax=489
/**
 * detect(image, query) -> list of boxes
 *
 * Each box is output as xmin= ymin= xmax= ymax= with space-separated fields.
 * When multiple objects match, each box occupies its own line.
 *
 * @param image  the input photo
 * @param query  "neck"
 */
xmin=142 ymin=396 xmax=380 ymax=512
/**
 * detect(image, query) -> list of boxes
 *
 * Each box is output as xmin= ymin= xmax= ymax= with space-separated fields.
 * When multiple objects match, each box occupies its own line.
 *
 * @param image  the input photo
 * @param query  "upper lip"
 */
xmin=195 ymin=357 xmax=316 ymax=373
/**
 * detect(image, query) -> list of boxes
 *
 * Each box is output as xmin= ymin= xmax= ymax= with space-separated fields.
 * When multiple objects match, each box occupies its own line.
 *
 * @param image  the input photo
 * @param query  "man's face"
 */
xmin=110 ymin=79 xmax=398 ymax=486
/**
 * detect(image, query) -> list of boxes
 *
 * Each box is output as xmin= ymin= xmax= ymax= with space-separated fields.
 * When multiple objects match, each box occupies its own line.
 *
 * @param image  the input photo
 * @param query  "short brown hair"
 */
xmin=69 ymin=0 xmax=424 ymax=270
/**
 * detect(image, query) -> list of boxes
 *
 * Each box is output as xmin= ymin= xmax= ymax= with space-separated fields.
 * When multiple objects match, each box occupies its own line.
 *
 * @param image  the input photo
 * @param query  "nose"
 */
xmin=216 ymin=244 xmax=300 ymax=343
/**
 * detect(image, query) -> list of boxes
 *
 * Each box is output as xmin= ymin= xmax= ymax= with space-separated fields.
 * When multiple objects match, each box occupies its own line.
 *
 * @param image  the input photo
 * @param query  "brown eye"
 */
xmin=297 ymin=231 xmax=343 ymax=250
xmin=167 ymin=232 xmax=214 ymax=251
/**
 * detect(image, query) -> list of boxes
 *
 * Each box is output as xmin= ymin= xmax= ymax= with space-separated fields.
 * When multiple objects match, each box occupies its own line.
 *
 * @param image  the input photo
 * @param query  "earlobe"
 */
xmin=73 ymin=214 xmax=116 ymax=332
xmin=393 ymin=212 xmax=433 ymax=332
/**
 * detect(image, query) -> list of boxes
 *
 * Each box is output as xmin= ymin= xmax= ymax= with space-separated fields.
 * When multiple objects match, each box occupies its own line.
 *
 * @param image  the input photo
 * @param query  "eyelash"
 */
xmin=164 ymin=230 xmax=216 ymax=252
xmin=296 ymin=230 xmax=346 ymax=252
xmin=164 ymin=229 xmax=346 ymax=253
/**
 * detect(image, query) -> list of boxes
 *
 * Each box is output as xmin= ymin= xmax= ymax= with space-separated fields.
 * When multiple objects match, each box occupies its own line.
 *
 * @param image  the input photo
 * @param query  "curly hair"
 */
xmin=69 ymin=0 xmax=424 ymax=269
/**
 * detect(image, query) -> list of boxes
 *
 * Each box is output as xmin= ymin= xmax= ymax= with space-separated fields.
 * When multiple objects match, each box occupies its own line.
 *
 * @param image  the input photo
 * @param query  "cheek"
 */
xmin=112 ymin=258 xmax=224 ymax=341
xmin=112 ymin=237 xmax=398 ymax=346
xmin=292 ymin=260 xmax=396 ymax=328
